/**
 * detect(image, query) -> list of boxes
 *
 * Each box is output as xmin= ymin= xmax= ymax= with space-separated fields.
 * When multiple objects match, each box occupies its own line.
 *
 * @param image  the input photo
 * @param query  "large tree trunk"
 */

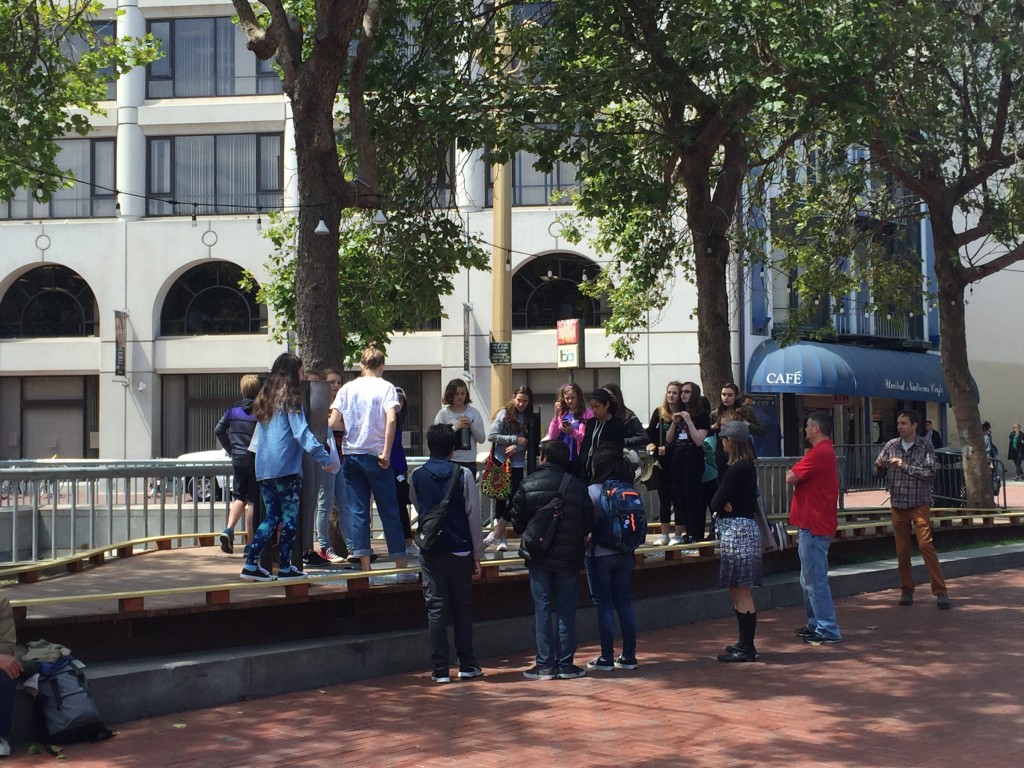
xmin=680 ymin=135 xmax=744 ymax=401
xmin=289 ymin=56 xmax=348 ymax=372
xmin=932 ymin=236 xmax=993 ymax=509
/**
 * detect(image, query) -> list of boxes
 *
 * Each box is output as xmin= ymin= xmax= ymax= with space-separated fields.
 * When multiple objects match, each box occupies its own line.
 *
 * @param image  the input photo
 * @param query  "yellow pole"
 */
xmin=490 ymin=160 xmax=512 ymax=414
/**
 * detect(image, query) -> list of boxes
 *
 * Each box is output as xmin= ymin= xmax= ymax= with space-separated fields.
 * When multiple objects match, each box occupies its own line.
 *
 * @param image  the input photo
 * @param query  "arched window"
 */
xmin=511 ymin=253 xmax=607 ymax=330
xmin=0 ymin=266 xmax=98 ymax=338
xmin=160 ymin=262 xmax=266 ymax=336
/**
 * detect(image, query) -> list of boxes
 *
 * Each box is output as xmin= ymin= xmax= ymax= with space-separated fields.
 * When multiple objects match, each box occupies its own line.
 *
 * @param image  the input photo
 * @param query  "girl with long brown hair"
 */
xmin=485 ymin=385 xmax=537 ymax=550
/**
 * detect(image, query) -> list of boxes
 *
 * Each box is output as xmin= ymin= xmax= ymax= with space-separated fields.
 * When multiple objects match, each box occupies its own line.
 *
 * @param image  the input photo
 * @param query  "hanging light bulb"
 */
xmin=372 ymin=209 xmax=387 ymax=225
xmin=191 ymin=203 xmax=198 ymax=228
xmin=505 ymin=253 xmax=511 ymax=271
xmin=256 ymin=207 xmax=262 ymax=232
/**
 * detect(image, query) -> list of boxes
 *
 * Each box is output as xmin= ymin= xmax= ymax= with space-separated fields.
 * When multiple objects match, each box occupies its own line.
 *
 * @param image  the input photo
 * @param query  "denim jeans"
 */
xmin=585 ymin=552 xmax=637 ymax=660
xmin=342 ymin=454 xmax=405 ymax=558
xmin=314 ymin=463 xmax=349 ymax=550
xmin=797 ymin=528 xmax=842 ymax=640
xmin=528 ymin=564 xmax=580 ymax=669
xmin=419 ymin=551 xmax=477 ymax=673
xmin=248 ymin=474 xmax=301 ymax=569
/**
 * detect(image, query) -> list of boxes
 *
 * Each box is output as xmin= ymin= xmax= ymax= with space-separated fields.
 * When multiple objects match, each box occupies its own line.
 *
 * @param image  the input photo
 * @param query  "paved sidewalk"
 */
xmin=7 ymin=567 xmax=1023 ymax=767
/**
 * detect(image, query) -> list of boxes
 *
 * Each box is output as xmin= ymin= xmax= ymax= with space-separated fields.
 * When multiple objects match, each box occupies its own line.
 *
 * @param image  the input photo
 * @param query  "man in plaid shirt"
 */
xmin=875 ymin=410 xmax=951 ymax=609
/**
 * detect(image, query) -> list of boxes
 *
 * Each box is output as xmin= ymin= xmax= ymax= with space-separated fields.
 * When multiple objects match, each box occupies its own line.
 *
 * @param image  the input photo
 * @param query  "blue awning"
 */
xmin=746 ymin=341 xmax=958 ymax=402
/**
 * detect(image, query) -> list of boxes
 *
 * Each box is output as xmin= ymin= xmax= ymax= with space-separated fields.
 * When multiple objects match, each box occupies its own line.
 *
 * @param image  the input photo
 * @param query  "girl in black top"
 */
xmin=711 ymin=419 xmax=762 ymax=663
xmin=667 ymin=381 xmax=711 ymax=544
xmin=645 ymin=381 xmax=683 ymax=545
xmin=577 ymin=389 xmax=626 ymax=483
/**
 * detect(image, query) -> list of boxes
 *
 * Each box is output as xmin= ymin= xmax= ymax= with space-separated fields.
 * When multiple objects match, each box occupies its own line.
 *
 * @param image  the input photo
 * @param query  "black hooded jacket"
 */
xmin=510 ymin=462 xmax=593 ymax=571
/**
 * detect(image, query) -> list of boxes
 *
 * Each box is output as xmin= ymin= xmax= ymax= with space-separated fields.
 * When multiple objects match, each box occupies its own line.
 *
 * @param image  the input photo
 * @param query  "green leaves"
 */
xmin=251 ymin=209 xmax=487 ymax=365
xmin=0 ymin=1 xmax=156 ymax=199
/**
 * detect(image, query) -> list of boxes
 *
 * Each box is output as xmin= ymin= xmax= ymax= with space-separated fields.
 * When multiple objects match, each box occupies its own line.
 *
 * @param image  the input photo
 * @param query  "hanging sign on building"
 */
xmin=556 ymin=318 xmax=585 ymax=369
xmin=114 ymin=310 xmax=128 ymax=378
xmin=489 ymin=341 xmax=512 ymax=365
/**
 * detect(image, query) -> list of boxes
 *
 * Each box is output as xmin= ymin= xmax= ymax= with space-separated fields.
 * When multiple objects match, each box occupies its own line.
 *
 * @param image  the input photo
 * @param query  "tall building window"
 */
xmin=160 ymin=261 xmax=266 ymax=336
xmin=0 ymin=266 xmax=99 ymax=338
xmin=486 ymin=152 xmax=579 ymax=206
xmin=64 ymin=20 xmax=117 ymax=100
xmin=512 ymin=253 xmax=606 ymax=330
xmin=147 ymin=134 xmax=282 ymax=215
xmin=0 ymin=139 xmax=115 ymax=220
xmin=148 ymin=18 xmax=283 ymax=98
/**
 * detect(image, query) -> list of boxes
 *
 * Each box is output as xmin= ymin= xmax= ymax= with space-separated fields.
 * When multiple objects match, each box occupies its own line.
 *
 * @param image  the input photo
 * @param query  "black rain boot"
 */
xmin=719 ymin=611 xmax=757 ymax=662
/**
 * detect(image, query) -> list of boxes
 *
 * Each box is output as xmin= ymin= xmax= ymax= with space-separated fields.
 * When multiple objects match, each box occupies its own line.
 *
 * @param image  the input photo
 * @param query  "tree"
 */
xmin=230 ymin=0 xmax=504 ymax=370
xmin=0 ymin=0 xmax=152 ymax=198
xmin=518 ymin=1 xmax=849 ymax=397
xmin=769 ymin=0 xmax=1024 ymax=506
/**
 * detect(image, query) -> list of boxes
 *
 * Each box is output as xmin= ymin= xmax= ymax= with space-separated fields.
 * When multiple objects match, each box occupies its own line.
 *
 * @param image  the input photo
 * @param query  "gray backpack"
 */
xmin=34 ymin=658 xmax=113 ymax=745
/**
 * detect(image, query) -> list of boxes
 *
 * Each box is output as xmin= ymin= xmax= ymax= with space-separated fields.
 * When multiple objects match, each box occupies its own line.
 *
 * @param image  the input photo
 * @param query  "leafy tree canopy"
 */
xmin=0 ymin=0 xmax=154 ymax=199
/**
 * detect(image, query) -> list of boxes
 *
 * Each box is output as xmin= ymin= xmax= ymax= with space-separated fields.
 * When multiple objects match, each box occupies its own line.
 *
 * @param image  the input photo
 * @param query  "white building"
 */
xmin=1 ymin=1 xmax=1018 ymax=462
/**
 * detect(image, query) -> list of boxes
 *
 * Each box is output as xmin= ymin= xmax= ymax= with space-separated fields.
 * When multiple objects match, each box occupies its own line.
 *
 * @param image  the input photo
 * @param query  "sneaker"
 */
xmin=523 ymin=665 xmax=556 ymax=681
xmin=670 ymin=534 xmax=685 ymax=545
xmin=0 ymin=737 xmax=9 ymax=757
xmin=899 ymin=591 xmax=914 ymax=606
xmin=458 ymin=666 xmax=484 ymax=680
xmin=304 ymin=549 xmax=329 ymax=566
xmin=496 ymin=538 xmax=508 ymax=552
xmin=395 ymin=572 xmax=420 ymax=584
xmin=431 ymin=671 xmax=451 ymax=684
xmin=240 ymin=564 xmax=276 ymax=582
xmin=936 ymin=593 xmax=952 ymax=610
xmin=323 ymin=547 xmax=347 ymax=564
xmin=556 ymin=664 xmax=587 ymax=679
xmin=406 ymin=543 xmax=421 ymax=558
xmin=803 ymin=631 xmax=842 ymax=645
xmin=717 ymin=647 xmax=757 ymax=662
xmin=483 ymin=532 xmax=497 ymax=548
xmin=652 ymin=534 xmax=670 ymax=546
xmin=793 ymin=626 xmax=817 ymax=639
xmin=347 ymin=553 xmax=379 ymax=565
xmin=277 ymin=565 xmax=308 ymax=580
xmin=614 ymin=656 xmax=638 ymax=670
xmin=219 ymin=529 xmax=234 ymax=554
xmin=586 ymin=657 xmax=615 ymax=672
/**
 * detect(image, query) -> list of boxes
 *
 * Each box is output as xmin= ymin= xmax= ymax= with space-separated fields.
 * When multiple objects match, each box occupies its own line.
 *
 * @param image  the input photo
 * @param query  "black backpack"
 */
xmin=413 ymin=469 xmax=461 ymax=554
xmin=521 ymin=473 xmax=572 ymax=561
xmin=34 ymin=657 xmax=113 ymax=745
xmin=593 ymin=478 xmax=647 ymax=553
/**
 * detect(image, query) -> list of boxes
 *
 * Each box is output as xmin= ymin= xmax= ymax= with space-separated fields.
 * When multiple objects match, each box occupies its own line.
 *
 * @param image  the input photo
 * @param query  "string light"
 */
xmin=191 ymin=203 xmax=197 ymax=228
xmin=256 ymin=206 xmax=262 ymax=232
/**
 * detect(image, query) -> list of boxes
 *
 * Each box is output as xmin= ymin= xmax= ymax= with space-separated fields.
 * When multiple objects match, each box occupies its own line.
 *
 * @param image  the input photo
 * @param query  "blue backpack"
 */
xmin=593 ymin=479 xmax=647 ymax=553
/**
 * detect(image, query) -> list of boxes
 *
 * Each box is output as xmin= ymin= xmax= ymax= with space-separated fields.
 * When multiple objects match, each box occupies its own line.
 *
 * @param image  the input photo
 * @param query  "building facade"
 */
xmin=2 ymin=1 xmax=1019 ymax=462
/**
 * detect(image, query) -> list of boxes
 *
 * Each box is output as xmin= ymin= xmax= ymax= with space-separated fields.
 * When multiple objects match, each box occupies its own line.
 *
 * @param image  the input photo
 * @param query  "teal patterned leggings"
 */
xmin=246 ymin=474 xmax=301 ymax=569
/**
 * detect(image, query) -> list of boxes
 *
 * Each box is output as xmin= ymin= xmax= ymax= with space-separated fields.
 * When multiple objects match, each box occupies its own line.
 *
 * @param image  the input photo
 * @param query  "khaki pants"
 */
xmin=891 ymin=504 xmax=947 ymax=595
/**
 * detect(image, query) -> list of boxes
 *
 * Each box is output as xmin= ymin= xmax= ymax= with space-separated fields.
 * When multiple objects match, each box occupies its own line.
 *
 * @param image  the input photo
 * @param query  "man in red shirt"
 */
xmin=786 ymin=411 xmax=842 ymax=644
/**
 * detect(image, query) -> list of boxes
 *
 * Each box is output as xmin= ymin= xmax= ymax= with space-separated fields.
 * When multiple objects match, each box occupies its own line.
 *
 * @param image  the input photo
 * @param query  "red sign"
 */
xmin=556 ymin=319 xmax=579 ymax=345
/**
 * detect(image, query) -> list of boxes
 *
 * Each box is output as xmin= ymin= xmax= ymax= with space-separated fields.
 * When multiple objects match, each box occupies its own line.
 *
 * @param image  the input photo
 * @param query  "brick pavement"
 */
xmin=6 ymin=567 xmax=1024 ymax=767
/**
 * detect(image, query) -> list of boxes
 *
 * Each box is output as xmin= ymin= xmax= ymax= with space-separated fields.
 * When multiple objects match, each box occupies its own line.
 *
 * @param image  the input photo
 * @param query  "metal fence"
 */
xmin=0 ymin=459 xmax=231 ymax=564
xmin=1 ymin=450 xmax=1010 ymax=565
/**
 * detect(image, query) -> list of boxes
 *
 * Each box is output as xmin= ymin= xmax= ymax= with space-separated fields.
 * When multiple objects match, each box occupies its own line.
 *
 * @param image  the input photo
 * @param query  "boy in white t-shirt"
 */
xmin=329 ymin=344 xmax=415 ymax=583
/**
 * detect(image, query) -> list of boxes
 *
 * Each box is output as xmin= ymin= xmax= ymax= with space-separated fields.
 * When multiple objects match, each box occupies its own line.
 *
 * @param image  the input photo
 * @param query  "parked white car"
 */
xmin=175 ymin=448 xmax=231 ymax=502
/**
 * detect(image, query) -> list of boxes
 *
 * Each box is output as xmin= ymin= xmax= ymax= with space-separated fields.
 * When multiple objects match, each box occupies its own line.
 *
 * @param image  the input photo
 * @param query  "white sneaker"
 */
xmin=652 ymin=534 xmax=670 ymax=546
xmin=0 ymin=738 xmax=9 ymax=757
xmin=323 ymin=547 xmax=347 ymax=564
xmin=496 ymin=538 xmax=508 ymax=552
xmin=670 ymin=534 xmax=685 ymax=545
xmin=483 ymin=532 xmax=497 ymax=548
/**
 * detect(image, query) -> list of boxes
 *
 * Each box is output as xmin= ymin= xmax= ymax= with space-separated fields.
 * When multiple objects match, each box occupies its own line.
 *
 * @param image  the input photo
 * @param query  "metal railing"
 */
xmin=0 ymin=459 xmax=231 ymax=565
